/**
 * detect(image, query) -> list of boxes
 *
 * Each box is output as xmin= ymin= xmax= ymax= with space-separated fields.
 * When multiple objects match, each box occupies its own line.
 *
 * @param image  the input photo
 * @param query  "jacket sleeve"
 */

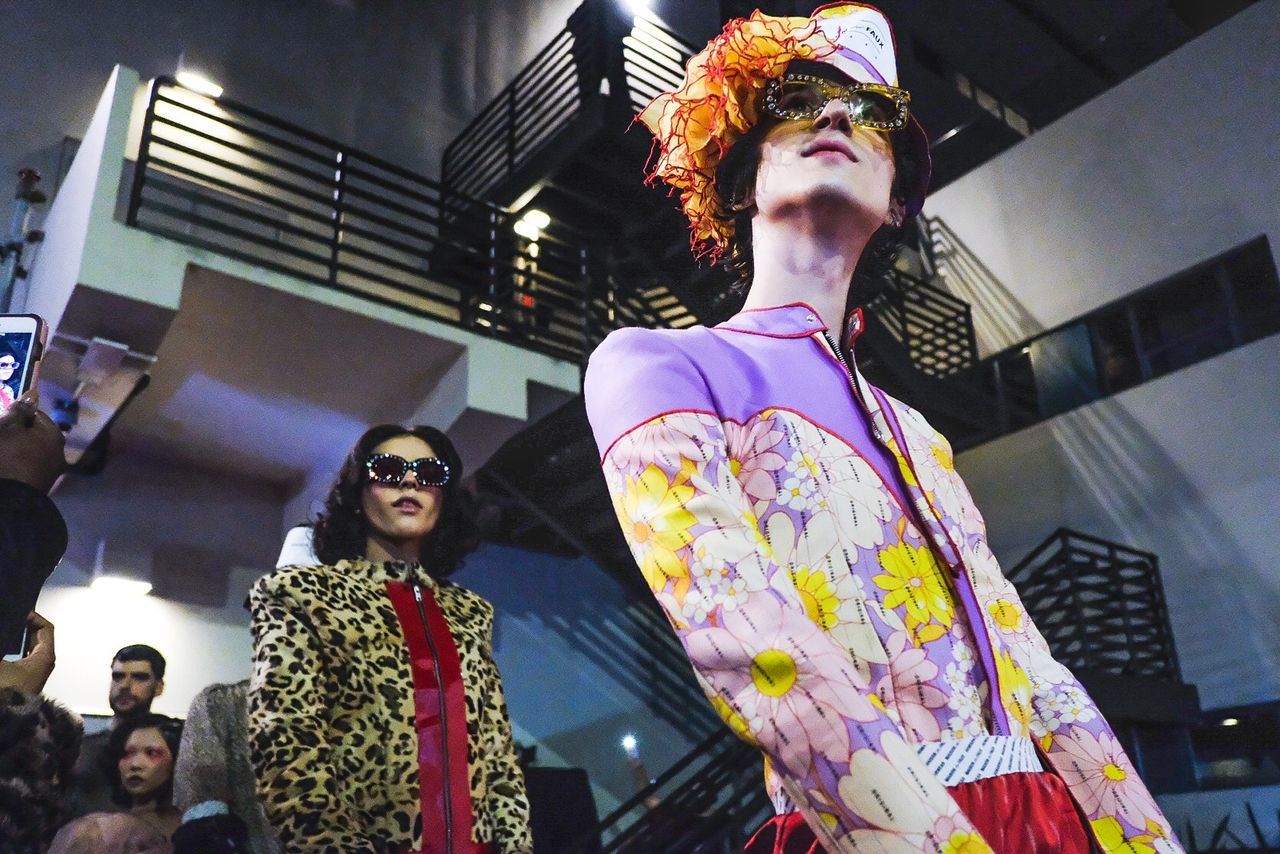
xmin=247 ymin=571 xmax=378 ymax=852
xmin=473 ymin=599 xmax=534 ymax=854
xmin=584 ymin=329 xmax=988 ymax=852
xmin=173 ymin=685 xmax=232 ymax=812
xmin=962 ymin=540 xmax=1182 ymax=849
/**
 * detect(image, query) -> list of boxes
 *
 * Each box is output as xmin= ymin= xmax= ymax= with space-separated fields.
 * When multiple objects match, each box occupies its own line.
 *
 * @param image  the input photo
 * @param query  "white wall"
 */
xmin=925 ymin=2 xmax=1280 ymax=353
xmin=935 ymin=4 xmax=1280 ymax=709
xmin=956 ymin=335 xmax=1280 ymax=709
xmin=38 ymin=450 xmax=285 ymax=717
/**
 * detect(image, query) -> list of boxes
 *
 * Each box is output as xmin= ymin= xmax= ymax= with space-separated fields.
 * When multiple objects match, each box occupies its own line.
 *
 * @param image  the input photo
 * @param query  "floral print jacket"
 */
xmin=584 ymin=303 xmax=1180 ymax=853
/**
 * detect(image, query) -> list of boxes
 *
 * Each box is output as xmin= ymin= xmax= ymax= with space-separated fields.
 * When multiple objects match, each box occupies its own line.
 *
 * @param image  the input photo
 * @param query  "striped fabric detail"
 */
xmin=915 ymin=735 xmax=1043 ymax=786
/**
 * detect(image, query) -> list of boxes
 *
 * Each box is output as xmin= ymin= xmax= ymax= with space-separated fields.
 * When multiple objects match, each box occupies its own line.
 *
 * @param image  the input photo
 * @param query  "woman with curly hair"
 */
xmin=585 ymin=4 xmax=1178 ymax=852
xmin=248 ymin=425 xmax=532 ymax=853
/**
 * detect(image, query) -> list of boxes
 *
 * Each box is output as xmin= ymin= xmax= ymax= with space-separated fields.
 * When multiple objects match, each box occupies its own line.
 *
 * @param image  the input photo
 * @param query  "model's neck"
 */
xmin=364 ymin=535 xmax=422 ymax=564
xmin=740 ymin=209 xmax=872 ymax=332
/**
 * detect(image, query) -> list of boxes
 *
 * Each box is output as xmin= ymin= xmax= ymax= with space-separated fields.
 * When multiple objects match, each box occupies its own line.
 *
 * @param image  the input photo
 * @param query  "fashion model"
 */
xmin=248 ymin=425 xmax=532 ymax=853
xmin=585 ymin=4 xmax=1179 ymax=852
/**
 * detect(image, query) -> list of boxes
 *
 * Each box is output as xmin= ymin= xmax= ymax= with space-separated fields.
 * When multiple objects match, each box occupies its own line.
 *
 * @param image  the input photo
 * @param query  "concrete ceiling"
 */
xmin=111 ymin=264 xmax=465 ymax=486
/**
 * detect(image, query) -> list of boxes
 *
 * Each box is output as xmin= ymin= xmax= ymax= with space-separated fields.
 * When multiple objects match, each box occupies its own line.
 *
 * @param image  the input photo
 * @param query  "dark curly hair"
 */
xmin=106 ymin=713 xmax=183 ymax=807
xmin=311 ymin=424 xmax=477 ymax=578
xmin=713 ymin=91 xmax=919 ymax=296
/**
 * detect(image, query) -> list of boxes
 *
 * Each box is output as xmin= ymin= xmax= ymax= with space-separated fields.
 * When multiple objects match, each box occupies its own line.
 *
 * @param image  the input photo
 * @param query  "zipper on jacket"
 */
xmin=819 ymin=330 xmax=877 ymax=420
xmin=413 ymin=584 xmax=455 ymax=852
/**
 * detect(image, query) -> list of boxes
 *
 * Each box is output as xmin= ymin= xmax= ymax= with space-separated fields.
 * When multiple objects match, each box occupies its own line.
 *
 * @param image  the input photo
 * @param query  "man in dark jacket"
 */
xmin=0 ymin=392 xmax=76 ymax=851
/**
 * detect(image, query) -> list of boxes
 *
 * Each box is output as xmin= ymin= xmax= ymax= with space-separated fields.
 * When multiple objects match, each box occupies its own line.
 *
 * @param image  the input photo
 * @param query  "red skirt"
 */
xmin=745 ymin=771 xmax=1091 ymax=854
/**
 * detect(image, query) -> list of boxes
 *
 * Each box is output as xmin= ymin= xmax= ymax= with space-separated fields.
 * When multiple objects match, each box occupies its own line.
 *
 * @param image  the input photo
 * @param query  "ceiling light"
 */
xmin=176 ymin=70 xmax=223 ymax=98
xmin=91 ymin=576 xmax=153 ymax=597
xmin=513 ymin=219 xmax=540 ymax=241
xmin=622 ymin=0 xmax=650 ymax=14
xmin=520 ymin=209 xmax=551 ymax=229
xmin=1220 ymin=717 xmax=1240 ymax=727
xmin=620 ymin=733 xmax=639 ymax=758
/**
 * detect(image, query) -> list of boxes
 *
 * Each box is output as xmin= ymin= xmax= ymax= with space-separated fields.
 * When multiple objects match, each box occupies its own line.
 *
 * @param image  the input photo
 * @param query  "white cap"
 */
xmin=814 ymin=3 xmax=901 ymax=86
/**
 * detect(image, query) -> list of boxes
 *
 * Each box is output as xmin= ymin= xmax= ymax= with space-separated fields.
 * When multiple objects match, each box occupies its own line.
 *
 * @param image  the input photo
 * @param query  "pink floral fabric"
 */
xmin=584 ymin=311 xmax=1181 ymax=852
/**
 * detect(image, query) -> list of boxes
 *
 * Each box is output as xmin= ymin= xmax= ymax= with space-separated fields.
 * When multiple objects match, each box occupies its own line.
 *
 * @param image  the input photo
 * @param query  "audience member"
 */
xmin=173 ymin=680 xmax=280 ymax=854
xmin=48 ymin=812 xmax=171 ymax=854
xmin=108 ymin=713 xmax=184 ymax=839
xmin=66 ymin=644 xmax=168 ymax=818
xmin=0 ymin=395 xmax=78 ymax=852
xmin=0 ymin=392 xmax=67 ymax=646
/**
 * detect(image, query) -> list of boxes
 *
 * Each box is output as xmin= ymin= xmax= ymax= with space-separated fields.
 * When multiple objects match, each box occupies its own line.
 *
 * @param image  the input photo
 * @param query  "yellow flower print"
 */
xmin=710 ymin=694 xmax=760 ymax=746
xmin=988 ymin=599 xmax=1024 ymax=635
xmin=931 ymin=443 xmax=956 ymax=472
xmin=873 ymin=542 xmax=955 ymax=642
xmin=943 ymin=832 xmax=991 ymax=854
xmin=789 ymin=566 xmax=841 ymax=631
xmin=994 ymin=649 xmax=1034 ymax=734
xmin=614 ymin=463 xmax=697 ymax=597
xmin=750 ymin=649 xmax=798 ymax=697
xmin=1090 ymin=817 xmax=1156 ymax=854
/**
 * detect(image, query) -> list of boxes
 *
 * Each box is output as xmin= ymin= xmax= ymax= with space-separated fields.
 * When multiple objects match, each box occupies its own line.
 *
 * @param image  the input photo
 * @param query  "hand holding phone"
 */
xmin=0 ymin=612 xmax=55 ymax=694
xmin=0 ymin=393 xmax=66 ymax=494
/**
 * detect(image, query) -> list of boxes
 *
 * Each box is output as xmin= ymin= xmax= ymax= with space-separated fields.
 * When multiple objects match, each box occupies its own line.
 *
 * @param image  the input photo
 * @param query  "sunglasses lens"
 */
xmin=413 ymin=458 xmax=450 ymax=487
xmin=774 ymin=80 xmax=828 ymax=116
xmin=849 ymin=91 xmax=898 ymax=125
xmin=367 ymin=455 xmax=407 ymax=484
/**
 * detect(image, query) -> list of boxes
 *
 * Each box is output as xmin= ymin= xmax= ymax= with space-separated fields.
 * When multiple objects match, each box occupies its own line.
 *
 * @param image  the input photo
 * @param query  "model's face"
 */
xmin=361 ymin=434 xmax=444 ymax=553
xmin=753 ymin=96 xmax=897 ymax=230
xmin=118 ymin=727 xmax=173 ymax=804
xmin=0 ymin=357 xmax=16 ymax=381
xmin=109 ymin=660 xmax=162 ymax=715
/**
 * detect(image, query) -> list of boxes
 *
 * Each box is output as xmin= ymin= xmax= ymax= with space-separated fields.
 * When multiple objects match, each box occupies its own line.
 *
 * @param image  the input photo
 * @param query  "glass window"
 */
xmin=1090 ymin=307 xmax=1142 ymax=394
xmin=1132 ymin=269 xmax=1233 ymax=379
xmin=1028 ymin=323 xmax=1101 ymax=418
xmin=1225 ymin=239 xmax=1280 ymax=344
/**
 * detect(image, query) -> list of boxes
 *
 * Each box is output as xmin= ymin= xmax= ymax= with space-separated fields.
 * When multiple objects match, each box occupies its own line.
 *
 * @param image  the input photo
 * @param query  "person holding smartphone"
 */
xmin=248 ymin=425 xmax=532 ymax=853
xmin=0 ymin=392 xmax=75 ymax=851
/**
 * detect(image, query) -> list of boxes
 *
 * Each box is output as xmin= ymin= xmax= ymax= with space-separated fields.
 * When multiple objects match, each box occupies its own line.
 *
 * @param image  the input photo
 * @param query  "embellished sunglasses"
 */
xmin=364 ymin=453 xmax=452 ymax=487
xmin=763 ymin=72 xmax=911 ymax=131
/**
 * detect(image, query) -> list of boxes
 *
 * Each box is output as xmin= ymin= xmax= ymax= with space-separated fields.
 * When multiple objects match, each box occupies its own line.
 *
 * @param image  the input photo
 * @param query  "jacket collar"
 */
xmin=336 ymin=558 xmax=439 ymax=589
xmin=715 ymin=302 xmax=829 ymax=338
xmin=716 ymin=301 xmax=869 ymax=348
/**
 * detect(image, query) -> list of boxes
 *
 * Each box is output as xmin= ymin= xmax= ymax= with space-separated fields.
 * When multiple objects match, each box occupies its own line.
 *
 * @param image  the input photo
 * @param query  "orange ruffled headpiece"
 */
xmin=638 ymin=11 xmax=839 ymax=262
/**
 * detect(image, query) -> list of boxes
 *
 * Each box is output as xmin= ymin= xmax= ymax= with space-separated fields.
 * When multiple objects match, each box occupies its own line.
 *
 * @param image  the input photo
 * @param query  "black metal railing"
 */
xmin=1007 ymin=528 xmax=1182 ymax=681
xmin=441 ymin=1 xmax=694 ymax=204
xmin=125 ymin=77 xmax=690 ymax=364
xmin=864 ymin=267 xmax=979 ymax=378
xmin=569 ymin=728 xmax=770 ymax=853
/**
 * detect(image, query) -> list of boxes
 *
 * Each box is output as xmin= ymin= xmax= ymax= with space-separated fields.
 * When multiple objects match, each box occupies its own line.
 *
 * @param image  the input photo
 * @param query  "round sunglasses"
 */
xmin=364 ymin=453 xmax=451 ymax=487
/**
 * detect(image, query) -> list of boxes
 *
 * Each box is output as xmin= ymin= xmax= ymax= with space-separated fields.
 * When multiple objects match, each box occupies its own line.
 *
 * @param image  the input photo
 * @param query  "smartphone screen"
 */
xmin=0 ymin=314 xmax=47 ymax=412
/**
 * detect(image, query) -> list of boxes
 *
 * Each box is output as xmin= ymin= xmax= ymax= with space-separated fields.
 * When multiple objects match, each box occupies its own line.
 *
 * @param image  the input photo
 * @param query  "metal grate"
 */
xmin=865 ymin=268 xmax=979 ymax=378
xmin=1006 ymin=528 xmax=1182 ymax=681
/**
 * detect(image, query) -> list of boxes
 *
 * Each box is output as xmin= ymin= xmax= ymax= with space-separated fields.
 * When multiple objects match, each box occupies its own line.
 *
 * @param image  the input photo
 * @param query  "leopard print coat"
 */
xmin=248 ymin=560 xmax=533 ymax=853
